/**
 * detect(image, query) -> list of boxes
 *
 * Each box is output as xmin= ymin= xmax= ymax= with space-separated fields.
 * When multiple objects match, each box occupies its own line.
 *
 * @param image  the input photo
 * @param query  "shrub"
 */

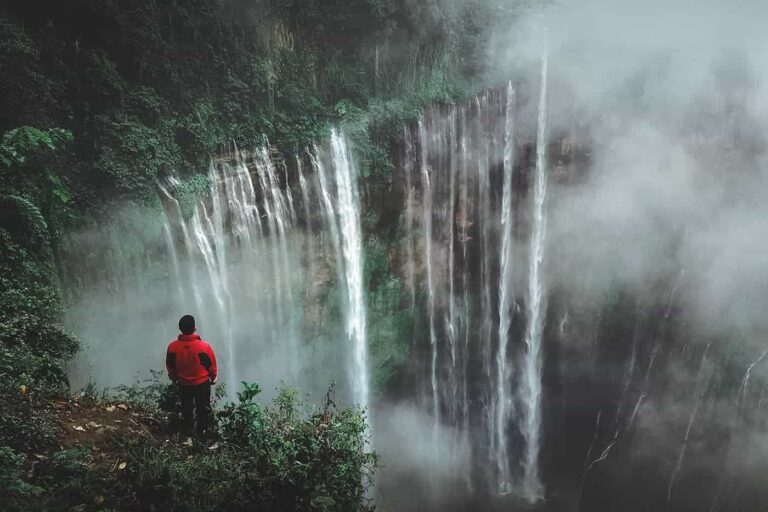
xmin=106 ymin=381 xmax=376 ymax=511
xmin=0 ymin=446 xmax=44 ymax=509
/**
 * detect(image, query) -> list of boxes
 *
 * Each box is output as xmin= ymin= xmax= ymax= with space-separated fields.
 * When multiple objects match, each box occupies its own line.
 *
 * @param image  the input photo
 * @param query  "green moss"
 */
xmin=364 ymin=235 xmax=412 ymax=391
xmin=175 ymin=174 xmax=212 ymax=220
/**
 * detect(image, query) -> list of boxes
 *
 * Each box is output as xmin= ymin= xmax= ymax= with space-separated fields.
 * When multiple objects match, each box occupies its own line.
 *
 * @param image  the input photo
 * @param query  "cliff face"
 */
xmin=58 ymin=75 xmax=768 ymax=510
xmin=363 ymin=79 xmax=768 ymax=510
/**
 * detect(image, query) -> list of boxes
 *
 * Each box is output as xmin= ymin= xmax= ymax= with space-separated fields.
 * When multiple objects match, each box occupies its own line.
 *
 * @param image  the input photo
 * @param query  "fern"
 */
xmin=0 ymin=194 xmax=48 ymax=235
xmin=0 ymin=127 xmax=72 ymax=169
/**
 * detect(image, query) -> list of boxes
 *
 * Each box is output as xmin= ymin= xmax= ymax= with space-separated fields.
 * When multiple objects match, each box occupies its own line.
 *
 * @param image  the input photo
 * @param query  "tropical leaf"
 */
xmin=46 ymin=173 xmax=71 ymax=204
xmin=0 ymin=127 xmax=73 ymax=169
xmin=0 ymin=194 xmax=48 ymax=234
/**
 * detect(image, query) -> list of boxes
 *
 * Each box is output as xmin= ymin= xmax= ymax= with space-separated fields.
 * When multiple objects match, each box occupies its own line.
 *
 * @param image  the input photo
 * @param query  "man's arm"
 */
xmin=198 ymin=344 xmax=218 ymax=384
xmin=166 ymin=346 xmax=178 ymax=382
xmin=209 ymin=347 xmax=218 ymax=383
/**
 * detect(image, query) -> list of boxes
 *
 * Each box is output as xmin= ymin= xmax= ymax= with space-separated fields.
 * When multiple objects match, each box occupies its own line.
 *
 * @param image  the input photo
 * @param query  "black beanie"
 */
xmin=178 ymin=315 xmax=196 ymax=334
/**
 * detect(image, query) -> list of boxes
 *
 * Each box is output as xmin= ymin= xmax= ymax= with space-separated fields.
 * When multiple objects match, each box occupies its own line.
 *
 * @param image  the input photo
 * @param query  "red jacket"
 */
xmin=166 ymin=334 xmax=218 ymax=386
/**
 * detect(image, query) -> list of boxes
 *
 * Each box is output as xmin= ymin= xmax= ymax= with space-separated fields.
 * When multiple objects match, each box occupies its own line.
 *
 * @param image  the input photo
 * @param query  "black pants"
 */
xmin=178 ymin=381 xmax=212 ymax=438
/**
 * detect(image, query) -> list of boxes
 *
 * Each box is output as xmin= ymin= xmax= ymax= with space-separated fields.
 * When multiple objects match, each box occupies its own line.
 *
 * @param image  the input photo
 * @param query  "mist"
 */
xmin=481 ymin=0 xmax=768 ymax=508
xmin=479 ymin=0 xmax=768 ymax=334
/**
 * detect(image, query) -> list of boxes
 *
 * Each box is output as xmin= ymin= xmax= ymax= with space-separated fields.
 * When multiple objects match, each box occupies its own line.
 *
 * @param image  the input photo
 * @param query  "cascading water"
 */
xmin=494 ymin=80 xmax=516 ymax=495
xmin=403 ymin=127 xmax=417 ymax=310
xmin=329 ymin=130 xmax=370 ymax=413
xmin=401 ymin=56 xmax=554 ymax=499
xmin=77 ymin=132 xmax=371 ymax=409
xmin=309 ymin=137 xmax=368 ymax=408
xmin=407 ymin=87 xmax=528 ymax=494
xmin=419 ymin=118 xmax=440 ymax=428
xmin=520 ymin=52 xmax=550 ymax=501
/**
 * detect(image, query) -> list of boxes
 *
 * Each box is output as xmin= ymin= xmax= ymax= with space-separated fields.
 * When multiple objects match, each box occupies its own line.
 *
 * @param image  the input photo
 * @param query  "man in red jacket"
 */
xmin=166 ymin=315 xmax=218 ymax=439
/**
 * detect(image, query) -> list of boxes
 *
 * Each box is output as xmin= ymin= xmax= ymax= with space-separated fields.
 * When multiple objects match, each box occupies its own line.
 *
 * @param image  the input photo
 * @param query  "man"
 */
xmin=165 ymin=315 xmax=218 ymax=439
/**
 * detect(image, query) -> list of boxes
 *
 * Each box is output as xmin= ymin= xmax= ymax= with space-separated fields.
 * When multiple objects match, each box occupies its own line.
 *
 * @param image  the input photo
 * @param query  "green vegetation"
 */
xmin=1 ymin=0 xmax=496 ymax=204
xmin=364 ymin=234 xmax=414 ymax=392
xmin=2 ymin=380 xmax=374 ymax=511
xmin=1 ymin=126 xmax=78 ymax=456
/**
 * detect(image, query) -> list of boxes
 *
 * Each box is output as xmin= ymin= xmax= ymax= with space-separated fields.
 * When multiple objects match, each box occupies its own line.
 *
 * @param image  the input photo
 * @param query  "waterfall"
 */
xmin=667 ymin=343 xmax=712 ymax=511
xmin=255 ymin=148 xmax=299 ymax=375
xmin=447 ymin=105 xmax=458 ymax=381
xmin=477 ymin=93 xmax=495 ymax=455
xmin=520 ymin=53 xmax=550 ymax=502
xmin=494 ymin=81 xmax=516 ymax=495
xmin=159 ymin=180 xmax=207 ymax=323
xmin=401 ymin=59 xmax=555 ymax=497
xmin=297 ymin=156 xmax=316 ymax=298
xmin=419 ymin=118 xmax=440 ymax=428
xmin=410 ymin=89 xmax=534 ymax=493
xmin=302 ymin=132 xmax=371 ymax=413
xmin=159 ymin=185 xmax=184 ymax=305
xmin=330 ymin=130 xmax=370 ymax=413
xmin=403 ymin=127 xmax=417 ymax=310
xmin=148 ymin=134 xmax=368 ymax=407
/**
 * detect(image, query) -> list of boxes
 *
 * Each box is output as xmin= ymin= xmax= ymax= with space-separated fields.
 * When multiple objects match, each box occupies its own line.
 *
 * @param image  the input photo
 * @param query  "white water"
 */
xmin=520 ymin=53 xmax=550 ymax=502
xmin=158 ymin=183 xmax=184 ymax=306
xmin=447 ymin=106 xmax=458 ymax=386
xmin=407 ymin=89 xmax=533 ymax=494
xmin=419 ymin=118 xmax=440 ymax=427
xmin=494 ymin=81 xmax=516 ymax=494
xmin=403 ymin=127 xmax=417 ymax=310
xmin=296 ymin=155 xmax=316 ymax=298
xmin=477 ymin=94 xmax=496 ymax=467
xmin=149 ymin=136 xmax=369 ymax=407
xmin=330 ymin=129 xmax=370 ymax=413
xmin=667 ymin=343 xmax=712 ymax=511
xmin=401 ymin=77 xmax=558 ymax=497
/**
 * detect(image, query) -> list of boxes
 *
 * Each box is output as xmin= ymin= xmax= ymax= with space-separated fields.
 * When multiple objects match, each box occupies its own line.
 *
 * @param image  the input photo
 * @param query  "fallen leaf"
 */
xmin=87 ymin=422 xmax=102 ymax=428
xmin=72 ymin=425 xmax=86 ymax=432
xmin=105 ymin=405 xmax=116 ymax=412
xmin=118 ymin=462 xmax=127 ymax=470
xmin=116 ymin=404 xmax=128 ymax=411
